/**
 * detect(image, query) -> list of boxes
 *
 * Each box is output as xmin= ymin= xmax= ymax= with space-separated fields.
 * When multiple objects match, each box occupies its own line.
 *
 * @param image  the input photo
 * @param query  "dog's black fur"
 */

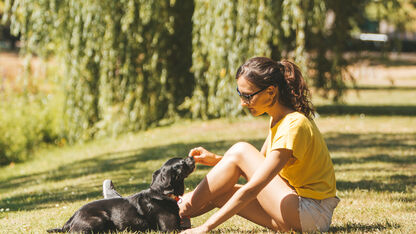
xmin=47 ymin=157 xmax=195 ymax=233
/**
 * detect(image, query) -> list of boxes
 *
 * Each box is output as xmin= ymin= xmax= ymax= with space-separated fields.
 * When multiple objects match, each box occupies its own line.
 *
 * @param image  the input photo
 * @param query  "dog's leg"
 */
xmin=103 ymin=179 xmax=122 ymax=199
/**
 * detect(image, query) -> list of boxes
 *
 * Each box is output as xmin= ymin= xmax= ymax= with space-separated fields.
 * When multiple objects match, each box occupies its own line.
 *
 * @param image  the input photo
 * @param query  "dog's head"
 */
xmin=150 ymin=156 xmax=195 ymax=197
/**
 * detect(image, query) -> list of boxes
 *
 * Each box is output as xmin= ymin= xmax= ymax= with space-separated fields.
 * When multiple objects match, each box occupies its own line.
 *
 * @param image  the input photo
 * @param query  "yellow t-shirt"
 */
xmin=266 ymin=112 xmax=336 ymax=200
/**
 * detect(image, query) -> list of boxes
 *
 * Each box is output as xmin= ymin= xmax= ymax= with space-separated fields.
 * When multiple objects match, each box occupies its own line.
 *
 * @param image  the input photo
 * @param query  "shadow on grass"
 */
xmin=316 ymin=104 xmax=416 ymax=116
xmin=332 ymin=154 xmax=416 ymax=165
xmin=336 ymin=174 xmax=415 ymax=192
xmin=352 ymin=85 xmax=416 ymax=90
xmin=0 ymin=139 xmax=260 ymax=191
xmin=330 ymin=221 xmax=400 ymax=232
xmin=327 ymin=132 xmax=416 ymax=193
xmin=0 ymin=139 xmax=263 ymax=212
xmin=326 ymin=132 xmax=416 ymax=151
xmin=1 ymin=130 xmax=415 ymax=214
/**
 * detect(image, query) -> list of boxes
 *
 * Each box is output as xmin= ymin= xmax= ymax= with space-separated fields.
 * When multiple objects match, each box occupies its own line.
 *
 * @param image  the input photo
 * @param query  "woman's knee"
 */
xmin=224 ymin=142 xmax=255 ymax=161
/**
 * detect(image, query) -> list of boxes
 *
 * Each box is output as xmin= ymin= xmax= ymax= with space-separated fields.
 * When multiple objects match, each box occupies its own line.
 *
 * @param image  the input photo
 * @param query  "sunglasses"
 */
xmin=236 ymin=86 xmax=267 ymax=103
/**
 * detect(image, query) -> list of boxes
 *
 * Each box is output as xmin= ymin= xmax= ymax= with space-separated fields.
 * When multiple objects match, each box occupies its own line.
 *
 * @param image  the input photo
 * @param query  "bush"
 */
xmin=0 ymin=93 xmax=63 ymax=165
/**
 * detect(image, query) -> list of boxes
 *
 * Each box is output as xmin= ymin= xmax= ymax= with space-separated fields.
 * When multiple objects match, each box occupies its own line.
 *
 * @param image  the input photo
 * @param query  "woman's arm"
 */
xmin=260 ymin=134 xmax=270 ymax=157
xmin=185 ymin=148 xmax=292 ymax=233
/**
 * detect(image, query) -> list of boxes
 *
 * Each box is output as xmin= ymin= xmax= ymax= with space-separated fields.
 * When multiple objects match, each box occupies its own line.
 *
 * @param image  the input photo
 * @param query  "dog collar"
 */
xmin=168 ymin=194 xmax=180 ymax=202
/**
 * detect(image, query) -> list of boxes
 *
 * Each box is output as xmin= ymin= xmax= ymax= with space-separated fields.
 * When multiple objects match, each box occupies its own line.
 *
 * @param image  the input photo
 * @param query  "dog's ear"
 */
xmin=151 ymin=169 xmax=161 ymax=184
xmin=150 ymin=167 xmax=175 ymax=195
xmin=173 ymin=178 xmax=185 ymax=197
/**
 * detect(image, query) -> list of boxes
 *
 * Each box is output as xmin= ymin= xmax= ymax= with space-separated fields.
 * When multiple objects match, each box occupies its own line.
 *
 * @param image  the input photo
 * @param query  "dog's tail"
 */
xmin=46 ymin=228 xmax=65 ymax=233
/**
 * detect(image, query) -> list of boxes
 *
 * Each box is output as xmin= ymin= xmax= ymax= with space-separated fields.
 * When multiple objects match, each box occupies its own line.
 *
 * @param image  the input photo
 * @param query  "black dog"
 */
xmin=47 ymin=157 xmax=195 ymax=233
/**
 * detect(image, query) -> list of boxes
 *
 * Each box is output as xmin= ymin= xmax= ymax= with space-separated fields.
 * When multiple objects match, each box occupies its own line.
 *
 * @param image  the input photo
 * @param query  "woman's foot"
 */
xmin=103 ymin=179 xmax=122 ymax=199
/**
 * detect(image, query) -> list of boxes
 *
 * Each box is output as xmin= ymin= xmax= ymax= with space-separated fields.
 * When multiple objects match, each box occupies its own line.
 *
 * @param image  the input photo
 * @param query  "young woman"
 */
xmin=179 ymin=57 xmax=339 ymax=233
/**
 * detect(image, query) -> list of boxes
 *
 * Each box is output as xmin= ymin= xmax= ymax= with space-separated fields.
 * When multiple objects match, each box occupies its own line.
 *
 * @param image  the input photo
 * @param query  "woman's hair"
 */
xmin=235 ymin=57 xmax=315 ymax=119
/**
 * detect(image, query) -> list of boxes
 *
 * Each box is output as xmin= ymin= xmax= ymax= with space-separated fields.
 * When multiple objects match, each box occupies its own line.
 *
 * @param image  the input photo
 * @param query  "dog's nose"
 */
xmin=185 ymin=156 xmax=195 ymax=166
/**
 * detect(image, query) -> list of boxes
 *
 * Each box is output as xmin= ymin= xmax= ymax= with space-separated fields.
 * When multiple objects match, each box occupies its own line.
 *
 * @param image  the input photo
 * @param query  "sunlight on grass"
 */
xmin=0 ymin=115 xmax=415 ymax=233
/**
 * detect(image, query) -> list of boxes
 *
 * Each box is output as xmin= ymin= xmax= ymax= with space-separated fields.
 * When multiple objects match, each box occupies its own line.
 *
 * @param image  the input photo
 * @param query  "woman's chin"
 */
xmin=248 ymin=108 xmax=264 ymax=117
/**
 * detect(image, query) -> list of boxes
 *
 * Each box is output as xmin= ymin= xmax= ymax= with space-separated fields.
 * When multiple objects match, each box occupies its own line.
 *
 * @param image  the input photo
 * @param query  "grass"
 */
xmin=0 ymin=115 xmax=415 ymax=233
xmin=312 ymin=86 xmax=416 ymax=116
xmin=0 ymin=51 xmax=415 ymax=233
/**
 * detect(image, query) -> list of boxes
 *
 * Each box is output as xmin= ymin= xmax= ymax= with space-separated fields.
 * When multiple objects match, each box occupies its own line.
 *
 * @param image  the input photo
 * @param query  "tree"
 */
xmin=188 ymin=0 xmax=365 ymax=116
xmin=2 ymin=0 xmax=194 ymax=142
xmin=2 ymin=0 xmax=413 ymax=143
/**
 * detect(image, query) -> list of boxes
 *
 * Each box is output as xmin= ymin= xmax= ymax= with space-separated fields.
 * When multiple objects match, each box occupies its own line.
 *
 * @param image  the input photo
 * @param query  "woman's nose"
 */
xmin=240 ymin=99 xmax=249 ymax=107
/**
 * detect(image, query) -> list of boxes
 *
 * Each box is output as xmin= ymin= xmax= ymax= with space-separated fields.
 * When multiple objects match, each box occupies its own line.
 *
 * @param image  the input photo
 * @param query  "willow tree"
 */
xmin=2 ymin=0 xmax=411 ymax=144
xmin=186 ymin=0 xmax=270 ymax=118
xmin=187 ymin=0 xmax=390 ymax=117
xmin=3 ymin=0 xmax=193 ymax=142
xmin=189 ymin=0 xmax=345 ymax=117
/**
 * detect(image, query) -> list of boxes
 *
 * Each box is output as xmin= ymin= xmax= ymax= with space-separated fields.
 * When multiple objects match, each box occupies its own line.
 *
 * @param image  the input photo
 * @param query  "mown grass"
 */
xmin=311 ymin=85 xmax=416 ymax=116
xmin=0 ymin=114 xmax=415 ymax=233
xmin=1 ymin=52 xmax=415 ymax=233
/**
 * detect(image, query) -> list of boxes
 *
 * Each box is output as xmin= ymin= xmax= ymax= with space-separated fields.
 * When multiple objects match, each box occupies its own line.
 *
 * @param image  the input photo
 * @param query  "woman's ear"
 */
xmin=268 ymin=85 xmax=279 ymax=105
xmin=267 ymin=85 xmax=278 ymax=96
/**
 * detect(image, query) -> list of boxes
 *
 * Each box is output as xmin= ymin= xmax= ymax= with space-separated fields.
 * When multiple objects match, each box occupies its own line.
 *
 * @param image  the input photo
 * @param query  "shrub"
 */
xmin=0 ymin=93 xmax=63 ymax=165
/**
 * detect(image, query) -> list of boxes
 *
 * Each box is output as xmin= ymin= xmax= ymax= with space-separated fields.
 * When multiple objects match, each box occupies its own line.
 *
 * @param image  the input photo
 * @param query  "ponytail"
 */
xmin=236 ymin=57 xmax=315 ymax=119
xmin=278 ymin=60 xmax=315 ymax=119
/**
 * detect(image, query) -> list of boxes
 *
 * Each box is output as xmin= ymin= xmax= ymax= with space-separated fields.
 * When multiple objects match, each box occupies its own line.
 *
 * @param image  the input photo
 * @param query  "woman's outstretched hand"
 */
xmin=189 ymin=147 xmax=222 ymax=166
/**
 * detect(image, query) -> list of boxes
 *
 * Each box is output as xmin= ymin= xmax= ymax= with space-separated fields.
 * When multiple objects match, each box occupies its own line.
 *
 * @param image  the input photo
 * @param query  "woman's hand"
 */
xmin=180 ymin=225 xmax=210 ymax=234
xmin=188 ymin=147 xmax=222 ymax=166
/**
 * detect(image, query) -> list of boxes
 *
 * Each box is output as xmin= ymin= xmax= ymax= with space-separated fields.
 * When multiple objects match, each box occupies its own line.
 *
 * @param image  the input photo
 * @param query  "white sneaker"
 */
xmin=102 ymin=179 xmax=122 ymax=199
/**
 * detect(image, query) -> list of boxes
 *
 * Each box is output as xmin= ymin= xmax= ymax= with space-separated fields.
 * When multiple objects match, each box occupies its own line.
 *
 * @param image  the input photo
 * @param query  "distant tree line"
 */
xmin=1 ymin=0 xmax=413 ymax=142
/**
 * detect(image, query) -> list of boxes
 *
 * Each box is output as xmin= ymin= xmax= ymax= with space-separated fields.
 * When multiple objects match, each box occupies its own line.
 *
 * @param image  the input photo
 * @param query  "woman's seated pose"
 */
xmin=179 ymin=57 xmax=339 ymax=233
xmin=104 ymin=57 xmax=339 ymax=233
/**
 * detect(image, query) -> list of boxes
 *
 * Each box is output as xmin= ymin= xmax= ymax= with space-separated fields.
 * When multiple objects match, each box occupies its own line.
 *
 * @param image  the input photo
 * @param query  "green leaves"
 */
xmin=4 ymin=0 xmax=194 ymax=142
xmin=3 ymin=0 xmax=411 ymax=144
xmin=190 ymin=0 xmax=307 ymax=118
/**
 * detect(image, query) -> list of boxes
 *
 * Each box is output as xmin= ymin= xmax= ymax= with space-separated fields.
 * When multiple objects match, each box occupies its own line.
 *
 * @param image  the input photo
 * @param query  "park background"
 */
xmin=0 ymin=0 xmax=415 ymax=233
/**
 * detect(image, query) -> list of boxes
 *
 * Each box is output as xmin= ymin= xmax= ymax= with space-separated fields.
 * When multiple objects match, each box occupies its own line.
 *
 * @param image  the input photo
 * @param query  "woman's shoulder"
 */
xmin=280 ymin=112 xmax=317 ymax=135
xmin=271 ymin=112 xmax=311 ymax=132
xmin=284 ymin=111 xmax=310 ymax=125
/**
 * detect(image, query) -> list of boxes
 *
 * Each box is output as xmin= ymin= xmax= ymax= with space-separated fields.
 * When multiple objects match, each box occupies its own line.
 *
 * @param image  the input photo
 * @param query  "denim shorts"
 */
xmin=298 ymin=196 xmax=340 ymax=232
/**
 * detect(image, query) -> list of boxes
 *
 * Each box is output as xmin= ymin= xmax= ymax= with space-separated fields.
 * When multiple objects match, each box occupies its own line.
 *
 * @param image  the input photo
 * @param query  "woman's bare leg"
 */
xmin=181 ymin=185 xmax=280 ymax=230
xmin=179 ymin=142 xmax=301 ymax=231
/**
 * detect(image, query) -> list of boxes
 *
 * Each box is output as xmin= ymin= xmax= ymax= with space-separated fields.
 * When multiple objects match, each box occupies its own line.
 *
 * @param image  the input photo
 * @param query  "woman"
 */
xmin=179 ymin=57 xmax=339 ymax=233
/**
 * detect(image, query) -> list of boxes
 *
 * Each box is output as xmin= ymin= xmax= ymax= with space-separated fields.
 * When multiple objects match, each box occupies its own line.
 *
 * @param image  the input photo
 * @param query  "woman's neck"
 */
xmin=268 ymin=104 xmax=295 ymax=128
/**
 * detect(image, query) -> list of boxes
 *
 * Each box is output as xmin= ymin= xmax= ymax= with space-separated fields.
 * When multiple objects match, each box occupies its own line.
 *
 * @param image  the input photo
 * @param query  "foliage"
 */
xmin=188 ymin=0 xmax=414 ymax=114
xmin=0 ymin=53 xmax=64 ymax=165
xmin=1 ymin=0 xmax=414 ymax=145
xmin=0 ymin=92 xmax=63 ymax=164
xmin=189 ymin=0 xmax=367 ymax=115
xmin=2 ymin=0 xmax=194 ymax=143
xmin=187 ymin=0 xmax=299 ymax=118
xmin=365 ymin=0 xmax=416 ymax=32
xmin=305 ymin=0 xmax=368 ymax=101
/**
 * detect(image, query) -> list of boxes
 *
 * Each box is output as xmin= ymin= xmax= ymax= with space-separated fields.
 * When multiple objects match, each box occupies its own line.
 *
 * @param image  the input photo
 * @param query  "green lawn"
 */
xmin=0 ymin=114 xmax=415 ymax=233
